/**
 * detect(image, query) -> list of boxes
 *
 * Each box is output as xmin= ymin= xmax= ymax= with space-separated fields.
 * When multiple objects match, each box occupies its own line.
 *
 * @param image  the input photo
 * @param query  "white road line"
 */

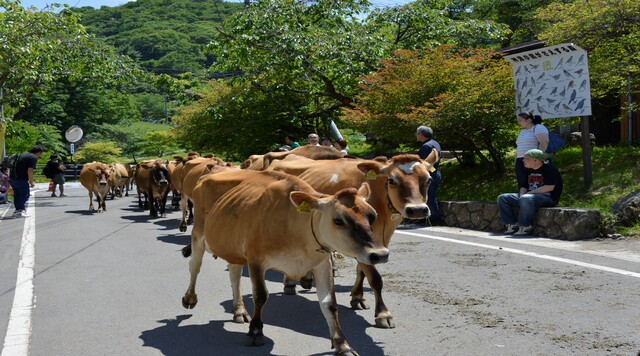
xmin=2 ymin=196 xmax=36 ymax=356
xmin=397 ymin=230 xmax=640 ymax=279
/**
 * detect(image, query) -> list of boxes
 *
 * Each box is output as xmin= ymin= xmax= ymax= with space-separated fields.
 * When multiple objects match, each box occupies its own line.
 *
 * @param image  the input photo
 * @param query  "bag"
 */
xmin=546 ymin=132 xmax=565 ymax=154
xmin=43 ymin=164 xmax=55 ymax=179
xmin=1 ymin=154 xmax=19 ymax=170
xmin=535 ymin=125 xmax=565 ymax=154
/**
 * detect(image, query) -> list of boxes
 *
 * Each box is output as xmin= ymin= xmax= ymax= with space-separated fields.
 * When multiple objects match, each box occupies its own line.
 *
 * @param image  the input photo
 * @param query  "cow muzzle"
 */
xmin=158 ymin=179 xmax=168 ymax=186
xmin=366 ymin=247 xmax=389 ymax=265
xmin=403 ymin=203 xmax=430 ymax=219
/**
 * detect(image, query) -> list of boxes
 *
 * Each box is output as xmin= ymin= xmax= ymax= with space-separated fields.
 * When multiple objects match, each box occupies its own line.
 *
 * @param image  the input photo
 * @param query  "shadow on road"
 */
xmin=140 ymin=290 xmax=384 ymax=356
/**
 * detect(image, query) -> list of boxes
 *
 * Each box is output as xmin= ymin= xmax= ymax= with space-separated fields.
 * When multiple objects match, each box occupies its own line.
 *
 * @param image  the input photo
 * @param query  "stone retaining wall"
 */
xmin=440 ymin=201 xmax=602 ymax=241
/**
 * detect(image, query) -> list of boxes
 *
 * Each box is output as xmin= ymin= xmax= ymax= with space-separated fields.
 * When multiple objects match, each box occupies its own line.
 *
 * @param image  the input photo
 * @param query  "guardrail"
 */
xmin=35 ymin=163 xmax=85 ymax=181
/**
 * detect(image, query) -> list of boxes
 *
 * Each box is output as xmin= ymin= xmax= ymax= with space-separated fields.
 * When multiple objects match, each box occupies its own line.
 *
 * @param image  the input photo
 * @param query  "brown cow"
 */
xmin=242 ymin=145 xmax=346 ymax=171
xmin=271 ymin=151 xmax=438 ymax=328
xmin=182 ymin=169 xmax=388 ymax=354
xmin=177 ymin=157 xmax=234 ymax=232
xmin=108 ymin=163 xmax=130 ymax=199
xmin=79 ymin=162 xmax=111 ymax=212
xmin=134 ymin=159 xmax=171 ymax=218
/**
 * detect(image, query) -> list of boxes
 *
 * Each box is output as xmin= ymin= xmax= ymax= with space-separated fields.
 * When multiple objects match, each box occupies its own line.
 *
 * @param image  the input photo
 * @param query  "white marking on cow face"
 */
xmin=329 ymin=173 xmax=339 ymax=183
xmin=398 ymin=162 xmax=419 ymax=174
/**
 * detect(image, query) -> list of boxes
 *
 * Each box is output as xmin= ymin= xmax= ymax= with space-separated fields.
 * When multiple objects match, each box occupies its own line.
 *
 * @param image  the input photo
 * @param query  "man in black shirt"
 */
xmin=9 ymin=146 xmax=43 ymax=218
xmin=416 ymin=125 xmax=442 ymax=226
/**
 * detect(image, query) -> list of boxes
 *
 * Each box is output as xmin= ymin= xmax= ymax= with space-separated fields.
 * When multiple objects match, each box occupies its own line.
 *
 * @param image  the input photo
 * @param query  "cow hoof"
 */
xmin=179 ymin=224 xmax=187 ymax=233
xmin=300 ymin=276 xmax=313 ymax=290
xmin=336 ymin=349 xmax=359 ymax=356
xmin=244 ymin=332 xmax=264 ymax=346
xmin=233 ymin=312 xmax=251 ymax=323
xmin=374 ymin=313 xmax=396 ymax=329
xmin=350 ymin=299 xmax=370 ymax=310
xmin=182 ymin=295 xmax=198 ymax=309
xmin=283 ymin=285 xmax=297 ymax=295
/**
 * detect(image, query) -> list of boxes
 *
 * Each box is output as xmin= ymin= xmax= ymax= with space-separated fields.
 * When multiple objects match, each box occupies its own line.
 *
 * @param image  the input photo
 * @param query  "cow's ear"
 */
xmin=140 ymin=161 xmax=153 ymax=169
xmin=290 ymin=191 xmax=319 ymax=213
xmin=356 ymin=162 xmax=384 ymax=180
xmin=357 ymin=182 xmax=371 ymax=201
xmin=424 ymin=149 xmax=438 ymax=167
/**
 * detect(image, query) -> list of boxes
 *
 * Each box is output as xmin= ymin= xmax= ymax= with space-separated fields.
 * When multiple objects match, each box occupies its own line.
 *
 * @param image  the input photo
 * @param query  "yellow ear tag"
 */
xmin=366 ymin=170 xmax=377 ymax=180
xmin=429 ymin=165 xmax=436 ymax=173
xmin=297 ymin=201 xmax=311 ymax=214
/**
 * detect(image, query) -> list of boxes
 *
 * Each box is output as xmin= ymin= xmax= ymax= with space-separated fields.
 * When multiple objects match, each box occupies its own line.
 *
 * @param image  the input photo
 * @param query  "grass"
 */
xmin=438 ymin=145 xmax=640 ymax=237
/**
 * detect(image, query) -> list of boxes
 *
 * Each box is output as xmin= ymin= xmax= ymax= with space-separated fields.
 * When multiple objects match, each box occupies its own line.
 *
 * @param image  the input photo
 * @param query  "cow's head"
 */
xmin=92 ymin=165 xmax=110 ymax=186
xmin=290 ymin=183 xmax=389 ymax=266
xmin=356 ymin=151 xmax=438 ymax=220
xmin=140 ymin=160 xmax=170 ymax=186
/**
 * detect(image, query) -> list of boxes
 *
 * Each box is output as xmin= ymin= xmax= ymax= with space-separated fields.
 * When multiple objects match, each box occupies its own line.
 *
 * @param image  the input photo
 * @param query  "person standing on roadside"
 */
xmin=416 ymin=125 xmax=442 ymax=226
xmin=9 ymin=145 xmax=43 ymax=217
xmin=45 ymin=154 xmax=67 ymax=197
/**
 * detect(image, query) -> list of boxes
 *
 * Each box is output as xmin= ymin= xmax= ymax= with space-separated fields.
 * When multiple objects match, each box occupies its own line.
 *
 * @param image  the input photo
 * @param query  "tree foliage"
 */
xmin=343 ymin=45 xmax=515 ymax=170
xmin=0 ymin=0 xmax=139 ymax=114
xmin=367 ymin=0 xmax=509 ymax=50
xmin=536 ymin=0 xmax=640 ymax=104
xmin=75 ymin=0 xmax=244 ymax=75
xmin=73 ymin=141 xmax=122 ymax=163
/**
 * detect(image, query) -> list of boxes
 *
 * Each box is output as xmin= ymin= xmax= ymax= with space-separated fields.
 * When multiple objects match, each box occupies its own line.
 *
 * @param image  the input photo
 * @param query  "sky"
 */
xmin=20 ymin=0 xmax=411 ymax=10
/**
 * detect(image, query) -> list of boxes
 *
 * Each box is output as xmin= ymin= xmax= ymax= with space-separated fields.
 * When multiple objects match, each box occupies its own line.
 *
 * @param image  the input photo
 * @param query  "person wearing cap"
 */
xmin=497 ymin=148 xmax=563 ymax=236
xmin=515 ymin=112 xmax=549 ymax=188
xmin=307 ymin=133 xmax=320 ymax=146
xmin=415 ymin=125 xmax=442 ymax=226
xmin=45 ymin=154 xmax=67 ymax=197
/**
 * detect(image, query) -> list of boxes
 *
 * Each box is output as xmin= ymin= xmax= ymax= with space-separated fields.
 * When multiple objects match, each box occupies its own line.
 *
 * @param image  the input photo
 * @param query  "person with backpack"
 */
xmin=8 ymin=146 xmax=43 ymax=217
xmin=44 ymin=154 xmax=67 ymax=197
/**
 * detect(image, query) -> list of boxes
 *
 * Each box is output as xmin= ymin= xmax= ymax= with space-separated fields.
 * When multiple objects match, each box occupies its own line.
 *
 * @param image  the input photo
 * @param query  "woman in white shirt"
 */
xmin=515 ymin=112 xmax=549 ymax=187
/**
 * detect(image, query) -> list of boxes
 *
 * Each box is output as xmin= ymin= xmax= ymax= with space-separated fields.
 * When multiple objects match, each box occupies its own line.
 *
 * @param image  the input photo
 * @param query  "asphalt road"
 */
xmin=1 ymin=183 xmax=640 ymax=355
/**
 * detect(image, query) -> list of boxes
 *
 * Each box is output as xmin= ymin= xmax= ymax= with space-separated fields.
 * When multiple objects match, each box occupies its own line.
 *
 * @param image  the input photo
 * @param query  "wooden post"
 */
xmin=581 ymin=116 xmax=592 ymax=188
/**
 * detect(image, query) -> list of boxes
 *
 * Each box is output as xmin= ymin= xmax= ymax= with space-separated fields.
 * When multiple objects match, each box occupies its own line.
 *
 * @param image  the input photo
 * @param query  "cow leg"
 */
xmin=245 ymin=264 xmax=267 ymax=347
xmin=159 ymin=191 xmax=169 ymax=217
xmin=187 ymin=200 xmax=194 ymax=224
xmin=229 ymin=264 xmax=250 ymax=323
xmin=282 ymin=275 xmax=297 ymax=295
xmin=171 ymin=190 xmax=180 ymax=208
xmin=182 ymin=228 xmax=206 ymax=309
xmin=313 ymin=257 xmax=357 ymax=355
xmin=97 ymin=195 xmax=104 ymax=213
xmin=137 ymin=187 xmax=143 ymax=209
xmin=179 ymin=194 xmax=189 ymax=232
xmin=89 ymin=191 xmax=95 ymax=211
xmin=149 ymin=194 xmax=158 ymax=218
xmin=352 ymin=263 xmax=394 ymax=329
xmin=100 ymin=193 xmax=107 ymax=212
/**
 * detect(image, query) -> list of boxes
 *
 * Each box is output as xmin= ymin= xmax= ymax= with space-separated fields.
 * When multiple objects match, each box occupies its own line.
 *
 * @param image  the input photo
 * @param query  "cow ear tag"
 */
xmin=429 ymin=165 xmax=436 ymax=173
xmin=297 ymin=201 xmax=311 ymax=214
xmin=366 ymin=170 xmax=377 ymax=180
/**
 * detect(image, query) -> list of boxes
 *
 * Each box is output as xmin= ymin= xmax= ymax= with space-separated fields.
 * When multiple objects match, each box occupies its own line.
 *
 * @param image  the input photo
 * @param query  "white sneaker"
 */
xmin=19 ymin=211 xmax=31 ymax=217
xmin=504 ymin=224 xmax=518 ymax=234
xmin=513 ymin=225 xmax=533 ymax=236
xmin=12 ymin=210 xmax=23 ymax=217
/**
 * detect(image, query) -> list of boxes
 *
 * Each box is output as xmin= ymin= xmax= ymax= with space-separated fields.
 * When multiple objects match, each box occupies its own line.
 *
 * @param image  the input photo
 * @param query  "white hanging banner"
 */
xmin=504 ymin=43 xmax=591 ymax=118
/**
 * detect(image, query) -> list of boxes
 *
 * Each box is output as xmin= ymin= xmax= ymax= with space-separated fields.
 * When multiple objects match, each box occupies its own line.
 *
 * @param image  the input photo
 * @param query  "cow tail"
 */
xmin=181 ymin=244 xmax=192 ymax=258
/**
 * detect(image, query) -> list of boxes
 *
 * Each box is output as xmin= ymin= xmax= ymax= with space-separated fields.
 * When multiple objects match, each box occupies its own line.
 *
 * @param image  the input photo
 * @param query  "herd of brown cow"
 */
xmin=78 ymin=145 xmax=438 ymax=355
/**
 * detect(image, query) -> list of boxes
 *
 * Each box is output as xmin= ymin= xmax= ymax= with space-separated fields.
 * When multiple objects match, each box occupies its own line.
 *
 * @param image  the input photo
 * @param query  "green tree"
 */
xmin=342 ymin=46 xmax=515 ymax=170
xmin=536 ymin=0 xmax=640 ymax=105
xmin=73 ymin=141 xmax=122 ymax=163
xmin=367 ymin=0 xmax=509 ymax=50
xmin=140 ymin=130 xmax=179 ymax=157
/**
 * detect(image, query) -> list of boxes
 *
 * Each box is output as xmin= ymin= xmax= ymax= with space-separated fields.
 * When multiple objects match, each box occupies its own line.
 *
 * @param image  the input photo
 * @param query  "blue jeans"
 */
xmin=428 ymin=170 xmax=442 ymax=224
xmin=9 ymin=179 xmax=30 ymax=211
xmin=497 ymin=192 xmax=556 ymax=227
